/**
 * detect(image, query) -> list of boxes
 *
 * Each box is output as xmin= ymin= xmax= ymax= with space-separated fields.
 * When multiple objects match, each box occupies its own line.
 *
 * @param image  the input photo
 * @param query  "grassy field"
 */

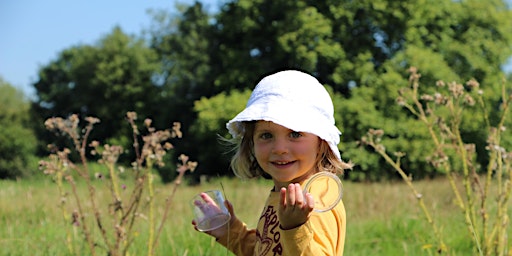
xmin=0 ymin=176 xmax=499 ymax=255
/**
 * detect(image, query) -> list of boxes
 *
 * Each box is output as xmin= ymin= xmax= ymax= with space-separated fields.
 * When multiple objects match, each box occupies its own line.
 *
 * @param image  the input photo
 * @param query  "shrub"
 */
xmin=0 ymin=79 xmax=37 ymax=179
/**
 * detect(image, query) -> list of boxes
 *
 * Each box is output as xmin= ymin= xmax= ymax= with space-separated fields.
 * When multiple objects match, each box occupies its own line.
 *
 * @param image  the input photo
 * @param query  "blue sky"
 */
xmin=1 ymin=0 xmax=511 ymax=99
xmin=0 ymin=0 xmax=220 ymax=98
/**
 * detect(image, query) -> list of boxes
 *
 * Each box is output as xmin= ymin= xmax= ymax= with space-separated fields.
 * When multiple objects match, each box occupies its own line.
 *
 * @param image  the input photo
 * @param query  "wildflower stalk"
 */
xmin=396 ymin=71 xmax=478 ymax=254
xmin=482 ymin=134 xmax=496 ymax=251
xmin=41 ymin=112 xmax=196 ymax=255
xmin=454 ymin=124 xmax=482 ymax=254
xmin=147 ymin=160 xmax=155 ymax=256
xmin=106 ymin=160 xmax=122 ymax=208
xmin=79 ymin=124 xmax=115 ymax=254
xmin=153 ymin=155 xmax=197 ymax=250
xmin=405 ymin=73 xmax=468 ymax=214
xmin=52 ymin=156 xmax=74 ymax=254
xmin=413 ymin=69 xmax=486 ymax=253
xmin=363 ymin=129 xmax=446 ymax=252
xmin=121 ymin=176 xmax=146 ymax=256
xmin=66 ymin=174 xmax=96 ymax=255
xmin=485 ymin=83 xmax=512 ymax=256
xmin=364 ymin=67 xmax=512 ymax=254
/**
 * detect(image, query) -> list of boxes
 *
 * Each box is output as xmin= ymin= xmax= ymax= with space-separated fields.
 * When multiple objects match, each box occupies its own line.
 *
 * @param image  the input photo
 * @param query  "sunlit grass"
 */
xmin=0 ymin=176 xmax=506 ymax=255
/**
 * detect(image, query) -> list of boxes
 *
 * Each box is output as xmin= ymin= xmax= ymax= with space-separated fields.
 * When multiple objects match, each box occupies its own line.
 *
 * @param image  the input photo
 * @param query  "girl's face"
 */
xmin=252 ymin=121 xmax=320 ymax=190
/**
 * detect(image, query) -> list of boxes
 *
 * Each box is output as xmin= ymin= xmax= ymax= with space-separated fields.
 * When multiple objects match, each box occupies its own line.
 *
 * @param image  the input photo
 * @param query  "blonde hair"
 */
xmin=230 ymin=121 xmax=350 ymax=179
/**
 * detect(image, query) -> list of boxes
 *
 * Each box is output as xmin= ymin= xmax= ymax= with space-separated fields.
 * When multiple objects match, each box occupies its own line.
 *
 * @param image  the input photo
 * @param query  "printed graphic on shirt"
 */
xmin=256 ymin=205 xmax=283 ymax=256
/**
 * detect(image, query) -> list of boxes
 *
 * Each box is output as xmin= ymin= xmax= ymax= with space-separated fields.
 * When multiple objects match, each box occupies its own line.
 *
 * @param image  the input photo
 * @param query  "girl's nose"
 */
xmin=271 ymin=137 xmax=288 ymax=154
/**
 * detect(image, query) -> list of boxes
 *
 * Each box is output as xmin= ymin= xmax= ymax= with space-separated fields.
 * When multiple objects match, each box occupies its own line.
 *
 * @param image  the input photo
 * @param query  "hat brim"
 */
xmin=227 ymin=100 xmax=341 ymax=159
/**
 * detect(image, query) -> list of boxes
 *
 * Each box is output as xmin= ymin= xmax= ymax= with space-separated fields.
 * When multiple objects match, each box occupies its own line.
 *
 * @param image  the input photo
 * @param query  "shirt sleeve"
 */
xmin=280 ymin=207 xmax=345 ymax=256
xmin=216 ymin=217 xmax=258 ymax=256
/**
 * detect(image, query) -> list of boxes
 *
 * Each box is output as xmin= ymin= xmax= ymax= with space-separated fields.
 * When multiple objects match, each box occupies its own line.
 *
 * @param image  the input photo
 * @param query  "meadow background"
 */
xmin=1 ymin=0 xmax=512 ymax=255
xmin=1 ymin=175 xmax=489 ymax=255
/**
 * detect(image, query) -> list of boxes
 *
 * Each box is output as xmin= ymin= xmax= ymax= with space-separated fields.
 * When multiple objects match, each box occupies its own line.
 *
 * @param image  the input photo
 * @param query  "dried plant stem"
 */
xmin=121 ymin=176 xmax=146 ymax=256
xmin=107 ymin=162 xmax=124 ymax=253
xmin=369 ymin=68 xmax=512 ymax=255
xmin=482 ymin=83 xmax=512 ymax=255
xmin=407 ymin=71 xmax=483 ymax=254
xmin=482 ymin=142 xmax=497 ymax=249
xmin=79 ymin=149 xmax=115 ymax=254
xmin=127 ymin=117 xmax=143 ymax=180
xmin=152 ymin=166 xmax=187 ymax=250
xmin=454 ymin=128 xmax=482 ymax=254
xmin=107 ymin=162 xmax=122 ymax=205
xmin=41 ymin=113 xmax=195 ymax=255
xmin=55 ymin=169 xmax=74 ymax=254
xmin=407 ymin=72 xmax=468 ymax=214
xmin=369 ymin=142 xmax=446 ymax=252
xmin=66 ymin=175 xmax=96 ymax=255
xmin=147 ymin=165 xmax=155 ymax=256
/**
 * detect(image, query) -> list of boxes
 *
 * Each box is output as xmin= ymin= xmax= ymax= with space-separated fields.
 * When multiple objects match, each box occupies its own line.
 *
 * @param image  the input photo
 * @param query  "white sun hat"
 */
xmin=226 ymin=70 xmax=341 ymax=160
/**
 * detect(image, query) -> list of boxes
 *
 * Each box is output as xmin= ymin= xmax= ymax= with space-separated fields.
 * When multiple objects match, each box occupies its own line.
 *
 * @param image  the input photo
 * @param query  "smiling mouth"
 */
xmin=273 ymin=160 xmax=295 ymax=165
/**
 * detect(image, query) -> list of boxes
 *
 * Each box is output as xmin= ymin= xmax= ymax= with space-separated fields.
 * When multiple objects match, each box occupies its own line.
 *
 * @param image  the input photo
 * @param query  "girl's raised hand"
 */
xmin=278 ymin=183 xmax=315 ymax=230
xmin=192 ymin=196 xmax=236 ymax=239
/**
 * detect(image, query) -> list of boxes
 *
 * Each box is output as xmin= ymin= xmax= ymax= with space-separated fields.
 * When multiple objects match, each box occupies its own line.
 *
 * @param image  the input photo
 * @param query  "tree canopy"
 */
xmin=32 ymin=27 xmax=162 ymax=152
xmin=29 ymin=0 xmax=512 ymax=181
xmin=0 ymin=78 xmax=37 ymax=178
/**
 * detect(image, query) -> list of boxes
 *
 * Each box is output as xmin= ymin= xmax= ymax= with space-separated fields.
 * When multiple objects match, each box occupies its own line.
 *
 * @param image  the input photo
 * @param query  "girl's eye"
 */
xmin=290 ymin=131 xmax=302 ymax=138
xmin=259 ymin=132 xmax=273 ymax=140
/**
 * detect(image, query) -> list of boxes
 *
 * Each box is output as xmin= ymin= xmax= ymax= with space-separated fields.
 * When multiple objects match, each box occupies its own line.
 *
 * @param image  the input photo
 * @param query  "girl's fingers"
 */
xmin=280 ymin=187 xmax=287 ymax=207
xmin=305 ymin=192 xmax=315 ymax=209
xmin=281 ymin=183 xmax=307 ymax=209
xmin=286 ymin=183 xmax=296 ymax=206
xmin=280 ymin=183 xmax=310 ymax=210
xmin=293 ymin=183 xmax=304 ymax=207
xmin=191 ymin=220 xmax=199 ymax=232
xmin=224 ymin=200 xmax=235 ymax=218
xmin=200 ymin=192 xmax=218 ymax=206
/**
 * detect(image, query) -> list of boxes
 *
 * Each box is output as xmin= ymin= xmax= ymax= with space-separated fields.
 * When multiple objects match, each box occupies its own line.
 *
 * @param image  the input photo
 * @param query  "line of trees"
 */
xmin=2 ymin=0 xmax=512 ymax=181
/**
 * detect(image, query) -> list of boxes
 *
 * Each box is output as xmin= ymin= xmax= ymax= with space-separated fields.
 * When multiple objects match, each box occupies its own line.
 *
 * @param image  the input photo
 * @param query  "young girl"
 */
xmin=193 ymin=70 xmax=351 ymax=255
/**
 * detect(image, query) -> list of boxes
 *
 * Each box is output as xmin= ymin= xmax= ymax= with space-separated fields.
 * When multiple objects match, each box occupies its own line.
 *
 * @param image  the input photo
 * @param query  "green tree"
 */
xmin=210 ymin=0 xmax=347 ymax=92
xmin=197 ymin=0 xmax=512 ymax=180
xmin=190 ymin=89 xmax=251 ymax=177
xmin=32 ymin=27 xmax=162 ymax=155
xmin=31 ymin=0 xmax=512 ymax=180
xmin=334 ymin=0 xmax=512 ymax=180
xmin=147 ymin=2 xmax=218 ymax=179
xmin=0 ymin=78 xmax=37 ymax=179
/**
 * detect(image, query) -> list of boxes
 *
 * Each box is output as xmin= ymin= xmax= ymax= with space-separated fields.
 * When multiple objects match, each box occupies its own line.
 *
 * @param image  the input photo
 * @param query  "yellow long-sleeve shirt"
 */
xmin=217 ymin=176 xmax=346 ymax=256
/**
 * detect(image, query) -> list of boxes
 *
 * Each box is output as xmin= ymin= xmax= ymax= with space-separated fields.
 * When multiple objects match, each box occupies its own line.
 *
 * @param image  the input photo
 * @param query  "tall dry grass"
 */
xmin=362 ymin=67 xmax=512 ymax=255
xmin=1 ymin=176 xmax=502 ymax=255
xmin=37 ymin=113 xmax=197 ymax=256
